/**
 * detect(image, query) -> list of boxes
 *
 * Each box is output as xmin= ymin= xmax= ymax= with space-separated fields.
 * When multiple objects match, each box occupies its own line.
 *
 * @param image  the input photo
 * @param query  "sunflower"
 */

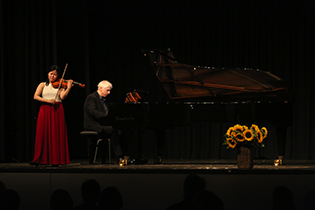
xmin=230 ymin=131 xmax=237 ymax=137
xmin=227 ymin=138 xmax=237 ymax=149
xmin=243 ymin=129 xmax=254 ymax=141
xmin=224 ymin=124 xmax=268 ymax=149
xmin=226 ymin=127 xmax=234 ymax=136
xmin=233 ymin=124 xmax=244 ymax=132
xmin=256 ymin=131 xmax=263 ymax=143
xmin=235 ymin=133 xmax=245 ymax=142
xmin=261 ymin=127 xmax=268 ymax=139
xmin=250 ymin=124 xmax=260 ymax=132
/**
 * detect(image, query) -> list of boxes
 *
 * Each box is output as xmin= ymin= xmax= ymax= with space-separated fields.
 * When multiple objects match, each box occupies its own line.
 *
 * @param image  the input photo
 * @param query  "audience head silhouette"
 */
xmin=99 ymin=186 xmax=123 ymax=210
xmin=82 ymin=179 xmax=101 ymax=202
xmin=0 ymin=189 xmax=20 ymax=210
xmin=183 ymin=174 xmax=207 ymax=199
xmin=73 ymin=179 xmax=101 ymax=210
xmin=0 ymin=180 xmax=6 ymax=194
xmin=50 ymin=189 xmax=73 ymax=210
xmin=166 ymin=174 xmax=208 ymax=210
xmin=272 ymin=185 xmax=297 ymax=210
xmin=304 ymin=190 xmax=315 ymax=210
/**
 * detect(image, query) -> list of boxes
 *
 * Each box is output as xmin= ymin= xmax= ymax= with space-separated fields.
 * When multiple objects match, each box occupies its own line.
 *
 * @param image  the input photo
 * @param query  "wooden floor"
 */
xmin=1 ymin=158 xmax=315 ymax=174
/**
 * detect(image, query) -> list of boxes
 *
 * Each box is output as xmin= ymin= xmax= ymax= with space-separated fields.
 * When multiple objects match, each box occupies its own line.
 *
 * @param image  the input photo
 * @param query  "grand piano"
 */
xmin=103 ymin=49 xmax=293 ymax=163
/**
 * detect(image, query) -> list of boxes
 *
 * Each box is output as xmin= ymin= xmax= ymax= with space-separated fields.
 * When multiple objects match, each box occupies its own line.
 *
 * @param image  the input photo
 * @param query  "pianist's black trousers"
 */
xmin=100 ymin=126 xmax=123 ymax=158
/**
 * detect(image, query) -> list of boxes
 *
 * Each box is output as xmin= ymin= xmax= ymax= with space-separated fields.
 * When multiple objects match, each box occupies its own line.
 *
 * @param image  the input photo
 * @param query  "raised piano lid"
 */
xmin=142 ymin=49 xmax=292 ymax=102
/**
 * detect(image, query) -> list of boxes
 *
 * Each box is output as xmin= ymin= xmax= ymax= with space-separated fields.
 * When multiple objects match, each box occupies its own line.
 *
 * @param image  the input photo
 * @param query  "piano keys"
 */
xmin=102 ymin=101 xmax=291 ymax=127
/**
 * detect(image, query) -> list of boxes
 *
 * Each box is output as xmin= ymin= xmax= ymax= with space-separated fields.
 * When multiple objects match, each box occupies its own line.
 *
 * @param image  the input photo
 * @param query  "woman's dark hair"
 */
xmin=45 ymin=65 xmax=60 ymax=86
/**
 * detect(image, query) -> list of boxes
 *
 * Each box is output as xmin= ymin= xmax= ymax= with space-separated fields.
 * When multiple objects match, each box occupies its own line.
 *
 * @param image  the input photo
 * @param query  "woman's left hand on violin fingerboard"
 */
xmin=66 ymin=79 xmax=74 ymax=89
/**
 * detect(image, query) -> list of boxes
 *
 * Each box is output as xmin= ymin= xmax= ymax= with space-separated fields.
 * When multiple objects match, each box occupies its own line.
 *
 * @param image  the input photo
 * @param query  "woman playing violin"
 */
xmin=30 ymin=65 xmax=73 ymax=166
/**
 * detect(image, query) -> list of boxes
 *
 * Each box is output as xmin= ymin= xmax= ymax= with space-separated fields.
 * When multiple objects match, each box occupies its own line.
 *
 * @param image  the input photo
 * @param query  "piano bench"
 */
xmin=80 ymin=131 xmax=111 ymax=164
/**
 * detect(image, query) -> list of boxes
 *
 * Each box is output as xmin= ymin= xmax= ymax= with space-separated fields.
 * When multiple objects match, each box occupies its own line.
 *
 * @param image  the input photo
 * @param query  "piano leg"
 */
xmin=135 ymin=128 xmax=148 ymax=164
xmin=154 ymin=128 xmax=167 ymax=164
xmin=134 ymin=127 xmax=168 ymax=164
xmin=274 ymin=125 xmax=288 ymax=166
xmin=273 ymin=102 xmax=292 ymax=166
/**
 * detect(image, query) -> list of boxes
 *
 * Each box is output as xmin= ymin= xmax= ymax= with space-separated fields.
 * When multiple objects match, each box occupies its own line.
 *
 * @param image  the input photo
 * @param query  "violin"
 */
xmin=52 ymin=78 xmax=85 ymax=89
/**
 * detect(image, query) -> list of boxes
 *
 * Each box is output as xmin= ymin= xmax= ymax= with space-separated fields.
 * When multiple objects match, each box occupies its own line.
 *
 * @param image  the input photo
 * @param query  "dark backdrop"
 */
xmin=1 ymin=0 xmax=315 ymax=162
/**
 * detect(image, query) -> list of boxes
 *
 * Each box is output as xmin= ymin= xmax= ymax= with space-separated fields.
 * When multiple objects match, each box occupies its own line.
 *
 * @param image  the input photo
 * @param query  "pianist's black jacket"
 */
xmin=83 ymin=91 xmax=109 ymax=133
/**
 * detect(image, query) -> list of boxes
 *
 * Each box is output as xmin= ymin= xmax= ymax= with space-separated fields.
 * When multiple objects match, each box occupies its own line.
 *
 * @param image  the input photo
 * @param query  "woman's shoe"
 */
xmin=29 ymin=162 xmax=39 ymax=167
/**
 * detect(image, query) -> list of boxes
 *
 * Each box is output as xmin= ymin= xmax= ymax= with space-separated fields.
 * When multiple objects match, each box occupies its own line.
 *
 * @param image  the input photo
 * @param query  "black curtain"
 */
xmin=0 ymin=0 xmax=89 ymax=162
xmin=1 ymin=0 xmax=315 ymax=162
xmin=1 ymin=0 xmax=58 ymax=162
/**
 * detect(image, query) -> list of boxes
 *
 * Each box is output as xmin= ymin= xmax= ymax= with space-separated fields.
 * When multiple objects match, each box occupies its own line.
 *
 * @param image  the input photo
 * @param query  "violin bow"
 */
xmin=54 ymin=63 xmax=68 ymax=102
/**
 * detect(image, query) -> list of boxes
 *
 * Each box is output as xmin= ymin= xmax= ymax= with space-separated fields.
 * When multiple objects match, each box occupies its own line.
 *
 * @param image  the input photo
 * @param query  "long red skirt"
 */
xmin=32 ymin=102 xmax=70 ymax=165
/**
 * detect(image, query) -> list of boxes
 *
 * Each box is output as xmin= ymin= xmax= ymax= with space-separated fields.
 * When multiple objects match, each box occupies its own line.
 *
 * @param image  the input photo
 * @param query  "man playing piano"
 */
xmin=83 ymin=80 xmax=124 ymax=164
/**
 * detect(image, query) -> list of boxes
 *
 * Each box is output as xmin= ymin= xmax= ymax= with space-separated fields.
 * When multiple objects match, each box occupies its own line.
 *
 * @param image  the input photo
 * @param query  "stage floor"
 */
xmin=1 ymin=158 xmax=315 ymax=174
xmin=1 ymin=158 xmax=315 ymax=210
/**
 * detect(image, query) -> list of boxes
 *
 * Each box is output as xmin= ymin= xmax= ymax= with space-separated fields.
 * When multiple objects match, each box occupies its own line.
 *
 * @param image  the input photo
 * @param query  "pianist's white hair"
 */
xmin=98 ymin=80 xmax=113 ymax=90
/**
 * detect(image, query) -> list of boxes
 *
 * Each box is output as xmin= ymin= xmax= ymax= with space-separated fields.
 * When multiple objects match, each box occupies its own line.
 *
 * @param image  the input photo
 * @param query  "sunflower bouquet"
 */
xmin=223 ymin=124 xmax=268 ymax=149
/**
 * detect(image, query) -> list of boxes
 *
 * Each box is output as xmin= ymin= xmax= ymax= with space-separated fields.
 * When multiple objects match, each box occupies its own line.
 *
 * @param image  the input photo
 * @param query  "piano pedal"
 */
xmin=278 ymin=156 xmax=283 ymax=165
xmin=274 ymin=156 xmax=284 ymax=166
xmin=154 ymin=156 xmax=162 ymax=164
xmin=118 ymin=158 xmax=124 ymax=166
